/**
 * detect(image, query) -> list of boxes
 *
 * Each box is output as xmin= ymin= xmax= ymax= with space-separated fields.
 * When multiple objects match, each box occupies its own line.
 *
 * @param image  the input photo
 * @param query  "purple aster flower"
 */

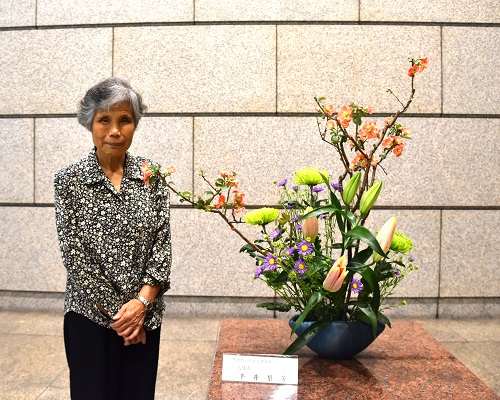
xmin=350 ymin=278 xmax=363 ymax=294
xmin=282 ymin=247 xmax=294 ymax=257
xmin=286 ymin=204 xmax=293 ymax=209
xmin=295 ymin=225 xmax=302 ymax=231
xmin=390 ymin=265 xmax=401 ymax=276
xmin=254 ymin=266 xmax=265 ymax=278
xmin=292 ymin=185 xmax=299 ymax=191
xmin=269 ymin=229 xmax=281 ymax=239
xmin=296 ymin=240 xmax=313 ymax=256
xmin=318 ymin=212 xmax=331 ymax=220
xmin=290 ymin=216 xmax=300 ymax=224
xmin=277 ymin=178 xmax=288 ymax=187
xmin=331 ymin=182 xmax=340 ymax=191
xmin=312 ymin=186 xmax=324 ymax=193
xmin=294 ymin=258 xmax=308 ymax=274
xmin=264 ymin=253 xmax=278 ymax=271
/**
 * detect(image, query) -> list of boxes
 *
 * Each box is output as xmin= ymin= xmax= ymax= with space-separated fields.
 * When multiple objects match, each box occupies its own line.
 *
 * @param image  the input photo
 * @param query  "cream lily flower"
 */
xmin=373 ymin=216 xmax=397 ymax=262
xmin=323 ymin=255 xmax=348 ymax=292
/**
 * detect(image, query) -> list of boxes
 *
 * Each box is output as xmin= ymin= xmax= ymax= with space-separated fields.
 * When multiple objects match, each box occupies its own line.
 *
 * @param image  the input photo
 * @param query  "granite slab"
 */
xmin=208 ymin=319 xmax=499 ymax=399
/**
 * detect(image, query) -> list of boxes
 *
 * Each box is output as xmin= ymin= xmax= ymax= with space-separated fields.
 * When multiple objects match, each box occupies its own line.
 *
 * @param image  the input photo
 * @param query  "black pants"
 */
xmin=64 ymin=312 xmax=161 ymax=400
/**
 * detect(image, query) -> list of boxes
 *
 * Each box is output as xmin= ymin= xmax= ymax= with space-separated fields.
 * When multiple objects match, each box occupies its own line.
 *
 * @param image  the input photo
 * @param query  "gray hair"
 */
xmin=77 ymin=77 xmax=147 ymax=131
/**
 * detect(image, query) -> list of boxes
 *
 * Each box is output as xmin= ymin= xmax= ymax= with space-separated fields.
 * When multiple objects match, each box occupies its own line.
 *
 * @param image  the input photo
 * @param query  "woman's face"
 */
xmin=92 ymin=102 xmax=135 ymax=160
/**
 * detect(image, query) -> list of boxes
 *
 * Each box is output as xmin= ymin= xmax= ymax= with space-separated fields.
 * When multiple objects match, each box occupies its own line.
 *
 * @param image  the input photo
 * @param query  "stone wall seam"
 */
xmin=32 ymin=118 xmax=36 ymax=204
xmin=1 ymin=113 xmax=500 ymax=119
xmin=2 ymin=21 xmax=500 ymax=32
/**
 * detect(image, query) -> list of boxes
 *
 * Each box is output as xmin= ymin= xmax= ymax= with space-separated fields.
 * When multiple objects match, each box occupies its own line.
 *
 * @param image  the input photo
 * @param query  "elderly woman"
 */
xmin=54 ymin=77 xmax=171 ymax=400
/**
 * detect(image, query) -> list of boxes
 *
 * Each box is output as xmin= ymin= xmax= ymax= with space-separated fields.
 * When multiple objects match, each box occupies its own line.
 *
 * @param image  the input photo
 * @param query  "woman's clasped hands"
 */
xmin=111 ymin=299 xmax=147 ymax=346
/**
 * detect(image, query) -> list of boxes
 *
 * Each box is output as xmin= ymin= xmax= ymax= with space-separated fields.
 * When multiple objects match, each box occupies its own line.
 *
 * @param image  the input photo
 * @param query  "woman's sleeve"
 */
xmin=54 ymin=172 xmax=122 ymax=316
xmin=142 ymin=184 xmax=172 ymax=296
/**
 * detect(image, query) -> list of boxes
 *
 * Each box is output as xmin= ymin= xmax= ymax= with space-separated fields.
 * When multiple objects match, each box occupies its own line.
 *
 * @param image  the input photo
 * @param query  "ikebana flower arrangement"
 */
xmin=141 ymin=57 xmax=427 ymax=355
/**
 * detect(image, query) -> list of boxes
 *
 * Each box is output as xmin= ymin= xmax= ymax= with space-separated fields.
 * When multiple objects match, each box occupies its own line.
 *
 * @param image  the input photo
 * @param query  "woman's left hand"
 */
xmin=111 ymin=299 xmax=147 ymax=345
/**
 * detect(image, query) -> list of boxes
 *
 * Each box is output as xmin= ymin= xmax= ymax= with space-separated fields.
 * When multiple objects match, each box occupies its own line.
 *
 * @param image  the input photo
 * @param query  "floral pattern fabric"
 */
xmin=54 ymin=148 xmax=171 ymax=330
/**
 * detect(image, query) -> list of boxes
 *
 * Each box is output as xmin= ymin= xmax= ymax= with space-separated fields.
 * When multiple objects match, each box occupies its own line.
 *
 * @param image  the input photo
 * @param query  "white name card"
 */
xmin=222 ymin=353 xmax=298 ymax=385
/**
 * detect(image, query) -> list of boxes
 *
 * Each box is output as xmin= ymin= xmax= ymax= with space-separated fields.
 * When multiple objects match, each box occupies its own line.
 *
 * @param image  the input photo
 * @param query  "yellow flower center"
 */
xmin=301 ymin=244 xmax=308 ymax=251
xmin=352 ymin=283 xmax=358 ymax=289
xmin=269 ymin=258 xmax=275 ymax=265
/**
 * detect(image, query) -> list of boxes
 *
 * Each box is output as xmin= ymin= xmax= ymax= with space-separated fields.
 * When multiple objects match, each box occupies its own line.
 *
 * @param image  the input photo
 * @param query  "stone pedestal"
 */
xmin=208 ymin=319 xmax=498 ymax=399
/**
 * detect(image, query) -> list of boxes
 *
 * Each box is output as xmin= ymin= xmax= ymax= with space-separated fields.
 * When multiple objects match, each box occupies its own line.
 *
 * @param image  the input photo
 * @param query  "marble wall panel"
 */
xmin=0 ymin=291 xmax=64 ymax=313
xmin=440 ymin=210 xmax=500 ymax=297
xmin=438 ymin=298 xmax=500 ymax=318
xmin=443 ymin=27 xmax=500 ymax=114
xmin=0 ymin=207 xmax=64 ymax=292
xmin=360 ymin=0 xmax=500 ymax=23
xmin=0 ymin=28 xmax=112 ymax=115
xmin=0 ymin=119 xmax=34 ymax=203
xmin=192 ymin=116 xmax=498 ymax=207
xmin=163 ymin=296 xmax=277 ymax=318
xmin=384 ymin=298 xmax=438 ymax=319
xmin=34 ymin=117 xmax=193 ymax=204
xmin=34 ymin=118 xmax=91 ymax=204
xmin=128 ymin=117 xmax=194 ymax=201
xmin=113 ymin=25 xmax=276 ymax=113
xmin=37 ymin=0 xmax=193 ymax=25
xmin=169 ymin=209 xmax=275 ymax=297
xmin=377 ymin=117 xmax=500 ymax=207
xmin=277 ymin=25 xmax=441 ymax=113
xmin=0 ymin=206 xmax=273 ymax=297
xmin=195 ymin=0 xmax=358 ymax=21
xmin=193 ymin=116 xmax=340 ymax=204
xmin=0 ymin=0 xmax=35 ymax=27
xmin=363 ymin=210 xmax=441 ymax=298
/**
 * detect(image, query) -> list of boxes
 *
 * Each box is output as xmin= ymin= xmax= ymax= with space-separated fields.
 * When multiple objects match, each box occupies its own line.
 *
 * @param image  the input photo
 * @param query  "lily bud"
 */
xmin=342 ymin=172 xmax=361 ymax=206
xmin=359 ymin=181 xmax=383 ymax=216
xmin=302 ymin=217 xmax=318 ymax=242
xmin=323 ymin=255 xmax=348 ymax=292
xmin=373 ymin=216 xmax=397 ymax=262
xmin=302 ymin=207 xmax=319 ymax=242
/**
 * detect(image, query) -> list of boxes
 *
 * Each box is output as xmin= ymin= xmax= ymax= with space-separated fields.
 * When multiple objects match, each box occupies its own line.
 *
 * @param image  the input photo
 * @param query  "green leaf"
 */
xmin=256 ymin=302 xmax=291 ymax=312
xmin=345 ymin=211 xmax=358 ymax=227
xmin=360 ymin=267 xmax=380 ymax=315
xmin=351 ymin=247 xmax=373 ymax=265
xmin=344 ymin=225 xmax=385 ymax=256
xmin=290 ymin=292 xmax=323 ymax=336
xmin=377 ymin=312 xmax=391 ymax=328
xmin=359 ymin=267 xmax=377 ymax=293
xmin=317 ymin=172 xmax=345 ymax=231
xmin=239 ymin=244 xmax=257 ymax=255
xmin=353 ymin=116 xmax=362 ymax=126
xmin=283 ymin=320 xmax=331 ymax=355
xmin=300 ymin=205 xmax=343 ymax=220
xmin=356 ymin=304 xmax=379 ymax=337
xmin=266 ymin=270 xmax=290 ymax=286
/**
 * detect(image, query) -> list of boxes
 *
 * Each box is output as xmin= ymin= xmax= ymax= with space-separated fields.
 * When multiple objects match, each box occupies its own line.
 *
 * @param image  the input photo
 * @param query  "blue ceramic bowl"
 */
xmin=289 ymin=315 xmax=385 ymax=360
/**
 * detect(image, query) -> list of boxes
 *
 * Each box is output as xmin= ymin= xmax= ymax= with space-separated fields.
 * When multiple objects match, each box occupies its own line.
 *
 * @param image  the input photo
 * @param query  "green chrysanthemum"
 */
xmin=390 ymin=231 xmax=413 ymax=253
xmin=293 ymin=168 xmax=330 ymax=186
xmin=243 ymin=208 xmax=280 ymax=226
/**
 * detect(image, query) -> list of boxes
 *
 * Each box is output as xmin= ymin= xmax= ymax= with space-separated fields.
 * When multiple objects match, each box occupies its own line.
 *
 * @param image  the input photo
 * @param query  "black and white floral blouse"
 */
xmin=54 ymin=148 xmax=171 ymax=330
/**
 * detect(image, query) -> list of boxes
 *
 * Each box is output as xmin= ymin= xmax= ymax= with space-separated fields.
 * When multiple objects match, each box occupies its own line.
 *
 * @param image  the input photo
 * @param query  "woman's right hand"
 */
xmin=111 ymin=299 xmax=147 ymax=345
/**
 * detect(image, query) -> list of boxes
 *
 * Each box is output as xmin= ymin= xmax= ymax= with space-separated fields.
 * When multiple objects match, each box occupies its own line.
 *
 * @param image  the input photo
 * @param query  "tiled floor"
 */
xmin=0 ymin=311 xmax=498 ymax=399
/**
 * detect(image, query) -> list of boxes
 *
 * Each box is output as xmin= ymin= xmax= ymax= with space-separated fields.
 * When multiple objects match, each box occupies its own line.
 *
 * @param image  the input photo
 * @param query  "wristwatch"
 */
xmin=136 ymin=295 xmax=153 ymax=311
